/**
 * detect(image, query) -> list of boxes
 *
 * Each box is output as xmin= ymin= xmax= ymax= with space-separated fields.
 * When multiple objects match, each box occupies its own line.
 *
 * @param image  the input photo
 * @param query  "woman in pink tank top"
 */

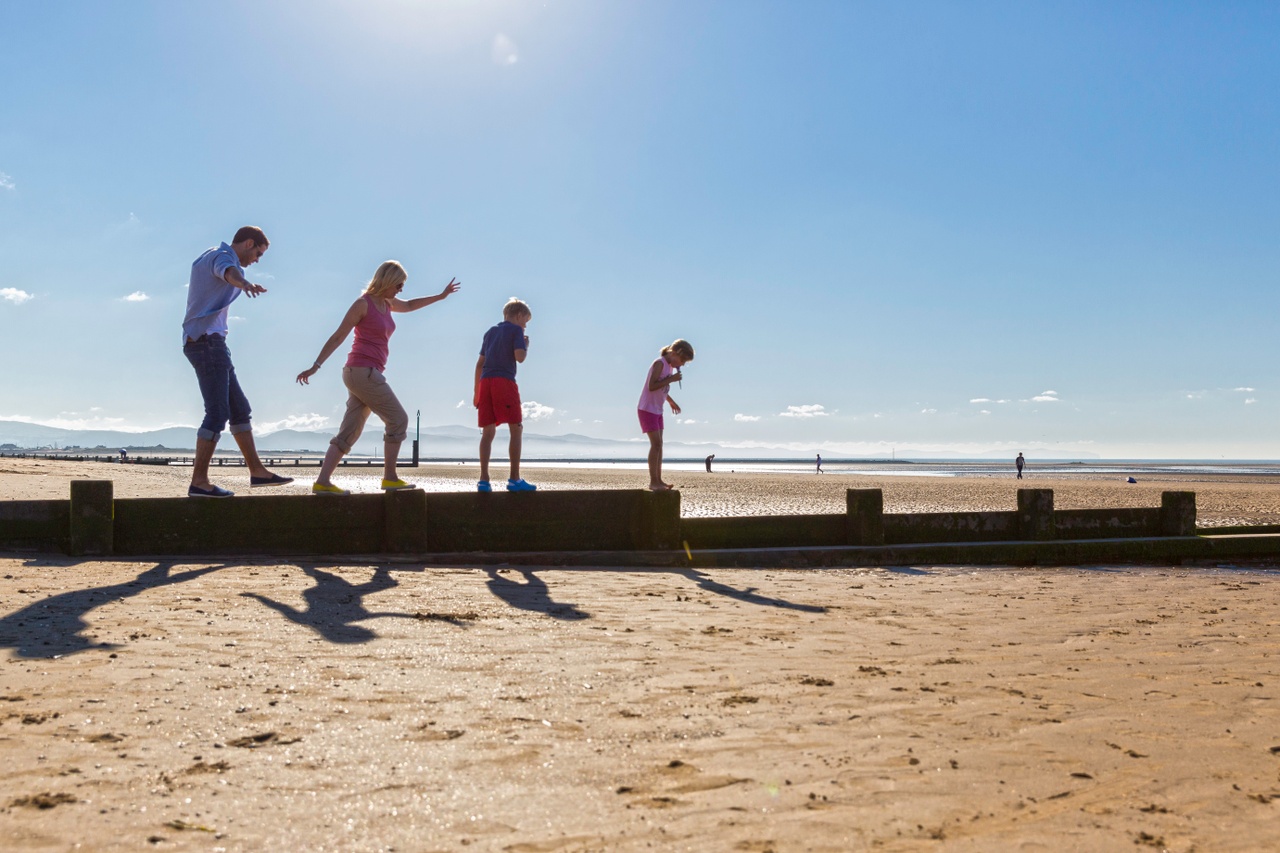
xmin=296 ymin=260 xmax=460 ymax=495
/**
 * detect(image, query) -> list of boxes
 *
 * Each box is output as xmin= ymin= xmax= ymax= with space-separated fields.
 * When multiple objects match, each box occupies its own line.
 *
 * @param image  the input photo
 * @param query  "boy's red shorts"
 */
xmin=476 ymin=377 xmax=522 ymax=427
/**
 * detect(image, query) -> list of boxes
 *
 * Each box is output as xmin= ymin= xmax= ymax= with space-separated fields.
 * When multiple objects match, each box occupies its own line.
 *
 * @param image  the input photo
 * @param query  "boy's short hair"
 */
xmin=503 ymin=297 xmax=532 ymax=321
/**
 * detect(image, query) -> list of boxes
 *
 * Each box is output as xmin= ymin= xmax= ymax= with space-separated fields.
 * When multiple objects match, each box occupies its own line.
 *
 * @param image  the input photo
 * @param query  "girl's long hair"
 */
xmin=662 ymin=339 xmax=695 ymax=362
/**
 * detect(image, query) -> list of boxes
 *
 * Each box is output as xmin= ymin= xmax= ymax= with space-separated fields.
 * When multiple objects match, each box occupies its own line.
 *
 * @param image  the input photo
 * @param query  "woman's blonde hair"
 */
xmin=364 ymin=260 xmax=407 ymax=298
xmin=662 ymin=339 xmax=695 ymax=362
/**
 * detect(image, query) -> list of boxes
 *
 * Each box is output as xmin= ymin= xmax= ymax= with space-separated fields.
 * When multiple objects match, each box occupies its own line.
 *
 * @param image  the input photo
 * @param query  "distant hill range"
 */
xmin=0 ymin=419 xmax=1100 ymax=461
xmin=0 ymin=420 xmax=682 ymax=458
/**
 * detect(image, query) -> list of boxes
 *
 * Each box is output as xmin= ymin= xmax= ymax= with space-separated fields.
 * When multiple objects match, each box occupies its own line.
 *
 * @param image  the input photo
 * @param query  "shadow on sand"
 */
xmin=485 ymin=568 xmax=590 ymax=620
xmin=241 ymin=565 xmax=432 ymax=643
xmin=675 ymin=568 xmax=828 ymax=613
xmin=0 ymin=562 xmax=226 ymax=659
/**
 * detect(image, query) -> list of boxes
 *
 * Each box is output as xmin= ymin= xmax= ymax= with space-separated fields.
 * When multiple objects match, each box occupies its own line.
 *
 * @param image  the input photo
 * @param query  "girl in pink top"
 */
xmin=297 ymin=260 xmax=460 ymax=494
xmin=637 ymin=339 xmax=695 ymax=491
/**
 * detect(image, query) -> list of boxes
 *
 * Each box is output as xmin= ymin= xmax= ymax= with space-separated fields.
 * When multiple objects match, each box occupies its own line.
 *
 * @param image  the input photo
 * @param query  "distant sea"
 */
xmin=529 ymin=459 xmax=1280 ymax=477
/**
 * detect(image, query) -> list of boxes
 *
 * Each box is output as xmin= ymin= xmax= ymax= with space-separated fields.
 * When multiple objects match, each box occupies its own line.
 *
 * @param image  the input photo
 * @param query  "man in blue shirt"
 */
xmin=182 ymin=225 xmax=292 ymax=497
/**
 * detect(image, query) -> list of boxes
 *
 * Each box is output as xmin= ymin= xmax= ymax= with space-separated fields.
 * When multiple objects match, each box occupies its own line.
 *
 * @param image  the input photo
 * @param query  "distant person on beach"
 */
xmin=1016 ymin=452 xmax=1025 ymax=479
xmin=119 ymin=448 xmax=127 ymax=461
xmin=182 ymin=226 xmax=293 ymax=498
xmin=638 ymin=339 xmax=694 ymax=491
xmin=296 ymin=261 xmax=459 ymax=495
xmin=705 ymin=454 xmax=715 ymax=473
xmin=816 ymin=454 xmax=823 ymax=474
xmin=475 ymin=298 xmax=536 ymax=492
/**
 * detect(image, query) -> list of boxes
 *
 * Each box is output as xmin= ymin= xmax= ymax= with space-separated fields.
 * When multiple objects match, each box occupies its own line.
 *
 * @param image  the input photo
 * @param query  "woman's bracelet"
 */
xmin=313 ymin=361 xmax=322 ymax=370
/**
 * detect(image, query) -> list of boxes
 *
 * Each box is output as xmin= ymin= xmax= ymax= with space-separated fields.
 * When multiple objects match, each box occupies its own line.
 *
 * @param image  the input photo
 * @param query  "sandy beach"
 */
xmin=2 ymin=559 xmax=1278 ymax=851
xmin=2 ymin=458 xmax=1280 ymax=850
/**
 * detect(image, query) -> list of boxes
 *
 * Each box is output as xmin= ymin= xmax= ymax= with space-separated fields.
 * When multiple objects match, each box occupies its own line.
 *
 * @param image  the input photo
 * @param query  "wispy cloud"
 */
xmin=455 ymin=400 xmax=467 ymax=408
xmin=492 ymin=33 xmax=519 ymax=65
xmin=122 ymin=291 xmax=150 ymax=302
xmin=106 ymin=212 xmax=146 ymax=240
xmin=1 ymin=412 xmax=193 ymax=432
xmin=522 ymin=400 xmax=554 ymax=420
xmin=920 ymin=408 xmax=937 ymax=415
xmin=1 ymin=287 xmax=33 ymax=305
xmin=970 ymin=398 xmax=992 ymax=403
xmin=734 ymin=413 xmax=761 ymax=422
xmin=1233 ymin=387 xmax=1255 ymax=392
xmin=256 ymin=413 xmax=330 ymax=434
xmin=0 ymin=172 xmax=13 ymax=191
xmin=1031 ymin=390 xmax=1060 ymax=403
xmin=677 ymin=418 xmax=701 ymax=424
xmin=1245 ymin=398 xmax=1257 ymax=405
xmin=779 ymin=404 xmax=829 ymax=418
xmin=1 ymin=412 xmax=130 ymax=431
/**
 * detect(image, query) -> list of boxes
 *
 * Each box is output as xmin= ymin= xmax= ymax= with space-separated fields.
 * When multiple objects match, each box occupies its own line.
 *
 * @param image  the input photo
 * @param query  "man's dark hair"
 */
xmin=232 ymin=226 xmax=269 ymax=248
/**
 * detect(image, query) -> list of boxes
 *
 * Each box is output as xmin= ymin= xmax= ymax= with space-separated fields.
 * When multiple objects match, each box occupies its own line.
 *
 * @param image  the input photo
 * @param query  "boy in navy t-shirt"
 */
xmin=474 ymin=298 xmax=535 ymax=492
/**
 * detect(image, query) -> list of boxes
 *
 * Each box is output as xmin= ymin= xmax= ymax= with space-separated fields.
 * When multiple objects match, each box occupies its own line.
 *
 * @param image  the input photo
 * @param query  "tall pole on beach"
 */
xmin=412 ymin=410 xmax=420 ymax=467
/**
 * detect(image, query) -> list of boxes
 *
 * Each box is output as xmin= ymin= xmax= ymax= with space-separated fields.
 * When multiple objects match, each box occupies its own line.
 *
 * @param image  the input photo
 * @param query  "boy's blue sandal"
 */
xmin=250 ymin=473 xmax=294 ymax=487
xmin=188 ymin=484 xmax=234 ymax=498
xmin=507 ymin=479 xmax=537 ymax=492
xmin=477 ymin=480 xmax=492 ymax=493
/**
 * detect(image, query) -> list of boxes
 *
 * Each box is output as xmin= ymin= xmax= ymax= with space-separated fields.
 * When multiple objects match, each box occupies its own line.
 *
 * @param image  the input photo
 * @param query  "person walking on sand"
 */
xmin=182 ymin=226 xmax=293 ymax=498
xmin=816 ymin=454 xmax=823 ymax=474
xmin=1016 ymin=452 xmax=1025 ymax=479
xmin=638 ymin=339 xmax=694 ymax=491
xmin=475 ymin=298 xmax=536 ymax=492
xmin=705 ymin=454 xmax=715 ymax=473
xmin=296 ymin=261 xmax=459 ymax=495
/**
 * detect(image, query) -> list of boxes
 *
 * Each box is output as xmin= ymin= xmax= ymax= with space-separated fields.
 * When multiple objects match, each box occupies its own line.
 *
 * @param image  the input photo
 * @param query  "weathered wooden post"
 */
xmin=636 ymin=489 xmax=681 ymax=550
xmin=382 ymin=488 xmax=428 ymax=553
xmin=1160 ymin=491 xmax=1196 ymax=536
xmin=847 ymin=489 xmax=884 ymax=546
xmin=69 ymin=480 xmax=113 ymax=556
xmin=1017 ymin=489 xmax=1055 ymax=540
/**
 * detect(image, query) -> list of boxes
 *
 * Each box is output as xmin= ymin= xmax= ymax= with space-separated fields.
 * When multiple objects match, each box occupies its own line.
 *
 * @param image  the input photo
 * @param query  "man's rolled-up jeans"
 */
xmin=183 ymin=334 xmax=252 ymax=442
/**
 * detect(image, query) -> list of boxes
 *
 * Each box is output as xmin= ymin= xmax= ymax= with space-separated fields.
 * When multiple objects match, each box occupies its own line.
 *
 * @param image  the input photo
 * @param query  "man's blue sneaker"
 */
xmin=477 ymin=480 xmax=492 ymax=493
xmin=188 ymin=484 xmax=234 ymax=498
xmin=507 ymin=479 xmax=537 ymax=492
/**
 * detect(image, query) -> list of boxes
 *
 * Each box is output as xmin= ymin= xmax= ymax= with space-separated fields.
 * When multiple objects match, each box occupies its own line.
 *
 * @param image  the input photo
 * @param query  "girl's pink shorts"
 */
xmin=637 ymin=409 xmax=664 ymax=434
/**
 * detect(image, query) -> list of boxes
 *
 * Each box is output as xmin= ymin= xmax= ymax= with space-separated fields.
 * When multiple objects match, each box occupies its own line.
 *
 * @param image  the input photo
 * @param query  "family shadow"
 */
xmin=1 ymin=562 xmax=830 ymax=657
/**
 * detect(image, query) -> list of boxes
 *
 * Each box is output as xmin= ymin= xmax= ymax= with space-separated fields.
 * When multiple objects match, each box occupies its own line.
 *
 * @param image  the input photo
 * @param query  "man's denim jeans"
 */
xmin=183 ymin=334 xmax=252 ymax=442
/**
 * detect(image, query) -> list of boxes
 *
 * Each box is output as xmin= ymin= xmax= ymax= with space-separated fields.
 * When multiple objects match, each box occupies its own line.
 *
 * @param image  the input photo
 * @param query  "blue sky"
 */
xmin=2 ymin=0 xmax=1277 ymax=458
